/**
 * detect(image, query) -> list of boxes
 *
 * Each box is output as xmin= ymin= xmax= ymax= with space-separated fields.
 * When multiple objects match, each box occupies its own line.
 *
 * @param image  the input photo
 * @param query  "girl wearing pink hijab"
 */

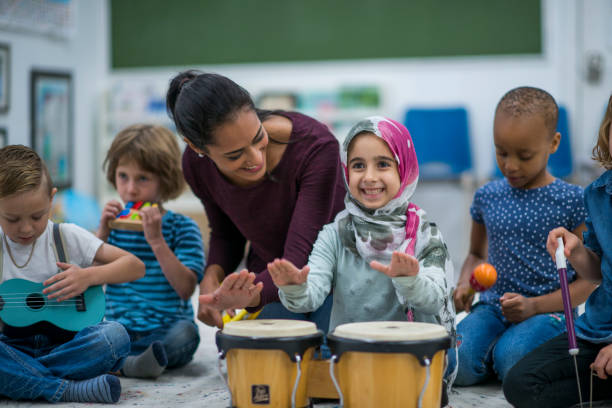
xmin=268 ymin=116 xmax=457 ymax=387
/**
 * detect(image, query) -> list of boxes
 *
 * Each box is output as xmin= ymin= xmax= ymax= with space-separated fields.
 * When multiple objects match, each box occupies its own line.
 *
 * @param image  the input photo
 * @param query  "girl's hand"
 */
xmin=42 ymin=262 xmax=92 ymax=302
xmin=500 ymin=292 xmax=536 ymax=322
xmin=268 ymin=258 xmax=309 ymax=286
xmin=98 ymin=200 xmax=123 ymax=240
xmin=546 ymin=227 xmax=581 ymax=263
xmin=370 ymin=251 xmax=419 ymax=278
xmin=591 ymin=343 xmax=612 ymax=379
xmin=453 ymin=282 xmax=475 ymax=313
xmin=140 ymin=205 xmax=164 ymax=246
xmin=199 ymin=269 xmax=263 ymax=312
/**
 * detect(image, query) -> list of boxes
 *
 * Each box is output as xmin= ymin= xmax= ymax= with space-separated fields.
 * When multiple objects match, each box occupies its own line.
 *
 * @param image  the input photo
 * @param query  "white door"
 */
xmin=576 ymin=0 xmax=612 ymax=185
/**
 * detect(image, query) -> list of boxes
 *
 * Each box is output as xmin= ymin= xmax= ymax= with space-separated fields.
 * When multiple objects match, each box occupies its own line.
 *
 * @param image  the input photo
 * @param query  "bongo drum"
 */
xmin=216 ymin=319 xmax=323 ymax=408
xmin=327 ymin=321 xmax=450 ymax=408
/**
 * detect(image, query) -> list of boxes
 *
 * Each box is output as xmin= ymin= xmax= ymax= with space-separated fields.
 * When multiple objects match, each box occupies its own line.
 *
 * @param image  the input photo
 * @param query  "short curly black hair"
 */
xmin=495 ymin=86 xmax=559 ymax=136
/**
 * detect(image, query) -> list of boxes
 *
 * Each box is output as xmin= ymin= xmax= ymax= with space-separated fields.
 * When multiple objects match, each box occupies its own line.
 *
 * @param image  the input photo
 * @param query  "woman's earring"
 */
xmin=198 ymin=153 xmax=204 ymax=158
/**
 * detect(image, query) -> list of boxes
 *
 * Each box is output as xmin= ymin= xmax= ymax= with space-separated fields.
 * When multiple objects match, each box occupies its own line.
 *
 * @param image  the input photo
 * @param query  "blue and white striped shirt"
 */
xmin=105 ymin=210 xmax=205 ymax=332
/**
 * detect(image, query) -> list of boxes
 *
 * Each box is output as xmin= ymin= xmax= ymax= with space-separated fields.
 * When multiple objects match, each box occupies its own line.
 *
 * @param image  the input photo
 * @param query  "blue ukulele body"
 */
xmin=0 ymin=278 xmax=105 ymax=332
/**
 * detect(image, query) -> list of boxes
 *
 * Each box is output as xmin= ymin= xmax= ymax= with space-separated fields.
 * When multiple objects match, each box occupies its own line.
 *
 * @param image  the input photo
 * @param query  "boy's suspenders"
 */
xmin=52 ymin=223 xmax=86 ymax=312
xmin=53 ymin=223 xmax=86 ymax=311
xmin=52 ymin=223 xmax=70 ymax=265
xmin=0 ymin=223 xmax=69 ymax=281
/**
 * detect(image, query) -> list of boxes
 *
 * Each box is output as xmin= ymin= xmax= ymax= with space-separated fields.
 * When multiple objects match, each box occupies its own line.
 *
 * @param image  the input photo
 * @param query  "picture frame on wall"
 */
xmin=0 ymin=127 xmax=6 ymax=147
xmin=0 ymin=43 xmax=9 ymax=113
xmin=31 ymin=70 xmax=73 ymax=189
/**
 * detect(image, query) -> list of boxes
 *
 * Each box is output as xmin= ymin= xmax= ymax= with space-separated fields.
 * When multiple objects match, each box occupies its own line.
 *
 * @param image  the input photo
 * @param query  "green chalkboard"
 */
xmin=111 ymin=0 xmax=541 ymax=68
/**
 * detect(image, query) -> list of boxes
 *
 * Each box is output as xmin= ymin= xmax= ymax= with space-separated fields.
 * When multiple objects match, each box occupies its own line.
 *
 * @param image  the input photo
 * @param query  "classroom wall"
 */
xmin=0 ymin=0 xmax=607 ymax=195
xmin=109 ymin=0 xmax=592 ymax=183
xmin=0 ymin=1 xmax=108 ymax=196
xmin=1 ymin=0 xmax=605 ymax=272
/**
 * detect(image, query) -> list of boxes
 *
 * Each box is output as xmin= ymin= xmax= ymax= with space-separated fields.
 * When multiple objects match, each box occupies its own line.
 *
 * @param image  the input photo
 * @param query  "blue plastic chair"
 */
xmin=549 ymin=107 xmax=573 ymax=178
xmin=493 ymin=106 xmax=573 ymax=179
xmin=404 ymin=107 xmax=472 ymax=180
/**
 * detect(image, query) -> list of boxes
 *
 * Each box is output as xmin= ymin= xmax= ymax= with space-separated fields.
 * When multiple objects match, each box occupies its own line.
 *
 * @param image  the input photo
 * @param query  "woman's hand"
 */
xmin=197 ymin=273 xmax=224 ymax=328
xmin=199 ymin=270 xmax=263 ymax=318
xmin=42 ymin=262 xmax=93 ymax=302
xmin=268 ymin=258 xmax=309 ymax=286
xmin=370 ymin=251 xmax=419 ymax=278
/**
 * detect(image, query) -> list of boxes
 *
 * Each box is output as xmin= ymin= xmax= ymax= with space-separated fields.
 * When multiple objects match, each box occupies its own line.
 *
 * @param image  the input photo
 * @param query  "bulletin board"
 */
xmin=110 ymin=0 xmax=541 ymax=68
xmin=0 ymin=0 xmax=76 ymax=39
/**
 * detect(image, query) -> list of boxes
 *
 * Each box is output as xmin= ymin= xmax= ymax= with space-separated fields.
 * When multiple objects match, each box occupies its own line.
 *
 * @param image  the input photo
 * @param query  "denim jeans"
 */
xmin=127 ymin=319 xmax=200 ymax=369
xmin=0 ymin=321 xmax=129 ymax=402
xmin=455 ymin=302 xmax=566 ymax=385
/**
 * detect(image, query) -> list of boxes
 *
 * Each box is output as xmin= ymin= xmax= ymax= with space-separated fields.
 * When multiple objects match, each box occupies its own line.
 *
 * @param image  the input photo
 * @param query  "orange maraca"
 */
xmin=468 ymin=263 xmax=497 ymax=295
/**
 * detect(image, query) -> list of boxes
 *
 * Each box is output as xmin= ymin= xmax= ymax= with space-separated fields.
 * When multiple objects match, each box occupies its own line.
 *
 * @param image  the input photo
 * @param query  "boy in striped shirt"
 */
xmin=97 ymin=124 xmax=205 ymax=378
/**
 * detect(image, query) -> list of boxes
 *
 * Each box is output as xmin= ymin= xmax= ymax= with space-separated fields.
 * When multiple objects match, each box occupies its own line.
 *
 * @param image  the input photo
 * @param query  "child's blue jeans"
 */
xmin=454 ymin=302 xmax=566 ymax=386
xmin=0 ymin=321 xmax=129 ymax=402
xmin=127 ymin=319 xmax=200 ymax=369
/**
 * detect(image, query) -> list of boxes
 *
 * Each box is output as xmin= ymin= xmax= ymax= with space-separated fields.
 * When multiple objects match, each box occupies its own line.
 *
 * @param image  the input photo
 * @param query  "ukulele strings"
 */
xmin=0 ymin=300 xmax=81 ymax=303
xmin=0 ymin=299 xmax=81 ymax=302
xmin=0 ymin=293 xmax=83 ymax=306
xmin=0 ymin=295 xmax=82 ymax=300
xmin=0 ymin=292 xmax=79 ymax=295
xmin=1 ymin=305 xmax=82 ymax=308
xmin=1 ymin=302 xmax=82 ymax=306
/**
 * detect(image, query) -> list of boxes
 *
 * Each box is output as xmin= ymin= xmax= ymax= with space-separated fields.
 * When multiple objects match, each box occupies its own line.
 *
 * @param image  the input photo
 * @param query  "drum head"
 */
xmin=223 ymin=319 xmax=318 ymax=338
xmin=332 ymin=321 xmax=448 ymax=342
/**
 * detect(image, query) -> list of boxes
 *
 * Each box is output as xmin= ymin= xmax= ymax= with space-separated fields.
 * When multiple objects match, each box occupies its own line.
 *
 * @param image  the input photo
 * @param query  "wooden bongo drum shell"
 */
xmin=217 ymin=319 xmax=323 ymax=408
xmin=328 ymin=321 xmax=451 ymax=408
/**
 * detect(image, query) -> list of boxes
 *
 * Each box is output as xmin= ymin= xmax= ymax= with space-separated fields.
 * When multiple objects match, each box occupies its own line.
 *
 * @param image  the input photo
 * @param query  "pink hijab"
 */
xmin=335 ymin=116 xmax=421 ymax=261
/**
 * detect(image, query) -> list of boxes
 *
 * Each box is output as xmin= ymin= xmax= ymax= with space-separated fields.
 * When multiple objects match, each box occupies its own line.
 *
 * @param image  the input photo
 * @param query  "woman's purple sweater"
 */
xmin=183 ymin=111 xmax=346 ymax=310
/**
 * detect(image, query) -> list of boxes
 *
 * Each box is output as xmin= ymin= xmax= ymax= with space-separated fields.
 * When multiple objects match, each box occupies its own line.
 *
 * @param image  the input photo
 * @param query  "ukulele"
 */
xmin=0 ymin=278 xmax=105 ymax=332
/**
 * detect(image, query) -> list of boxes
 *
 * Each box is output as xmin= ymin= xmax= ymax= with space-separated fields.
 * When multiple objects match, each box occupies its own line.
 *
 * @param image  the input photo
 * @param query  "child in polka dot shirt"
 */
xmin=452 ymin=87 xmax=596 ymax=386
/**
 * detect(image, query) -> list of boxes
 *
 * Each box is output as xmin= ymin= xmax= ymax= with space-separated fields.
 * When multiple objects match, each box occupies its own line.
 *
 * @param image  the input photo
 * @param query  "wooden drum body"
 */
xmin=327 ymin=321 xmax=450 ymax=408
xmin=216 ymin=319 xmax=323 ymax=408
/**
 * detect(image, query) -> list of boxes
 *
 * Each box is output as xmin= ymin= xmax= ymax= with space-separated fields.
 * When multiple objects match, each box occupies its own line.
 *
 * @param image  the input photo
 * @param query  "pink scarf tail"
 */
xmin=405 ymin=202 xmax=420 ymax=256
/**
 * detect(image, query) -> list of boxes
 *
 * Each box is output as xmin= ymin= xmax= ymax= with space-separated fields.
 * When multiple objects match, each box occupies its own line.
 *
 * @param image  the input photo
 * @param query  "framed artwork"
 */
xmin=31 ymin=70 xmax=73 ymax=189
xmin=0 ymin=127 xmax=6 ymax=147
xmin=0 ymin=43 xmax=9 ymax=113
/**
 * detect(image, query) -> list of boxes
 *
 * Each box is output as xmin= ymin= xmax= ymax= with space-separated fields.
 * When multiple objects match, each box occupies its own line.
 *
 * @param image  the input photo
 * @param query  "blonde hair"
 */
xmin=103 ymin=124 xmax=185 ymax=202
xmin=592 ymin=94 xmax=612 ymax=169
xmin=0 ymin=145 xmax=53 ymax=199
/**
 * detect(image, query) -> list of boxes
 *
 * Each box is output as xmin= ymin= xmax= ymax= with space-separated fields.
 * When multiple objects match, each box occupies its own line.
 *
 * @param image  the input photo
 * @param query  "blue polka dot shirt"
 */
xmin=471 ymin=178 xmax=587 ymax=308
